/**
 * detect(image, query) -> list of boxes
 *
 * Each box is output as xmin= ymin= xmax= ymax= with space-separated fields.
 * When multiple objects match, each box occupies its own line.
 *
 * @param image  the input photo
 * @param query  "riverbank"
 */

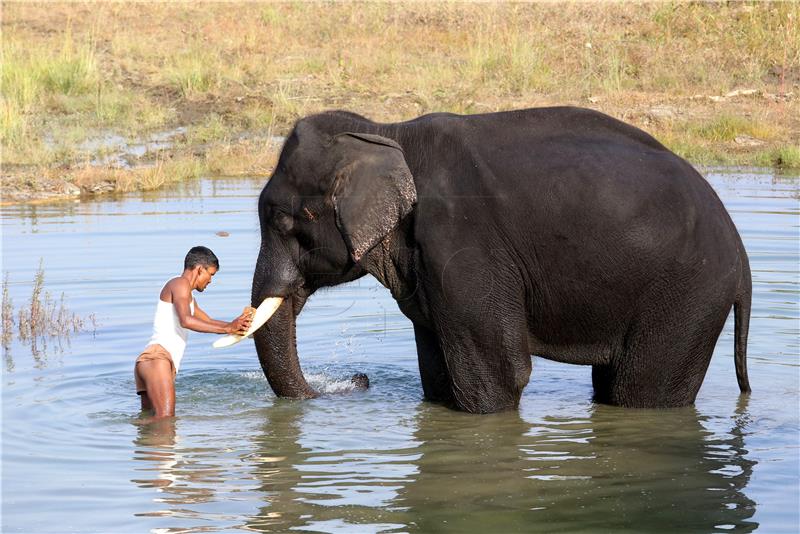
xmin=2 ymin=2 xmax=798 ymax=205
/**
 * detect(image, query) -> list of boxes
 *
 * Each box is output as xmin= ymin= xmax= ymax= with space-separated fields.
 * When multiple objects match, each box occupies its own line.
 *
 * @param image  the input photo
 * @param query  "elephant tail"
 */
xmin=734 ymin=248 xmax=752 ymax=394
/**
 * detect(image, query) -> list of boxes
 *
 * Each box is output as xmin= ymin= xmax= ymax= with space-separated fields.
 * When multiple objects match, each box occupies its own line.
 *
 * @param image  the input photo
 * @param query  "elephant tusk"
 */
xmin=247 ymin=297 xmax=285 ymax=335
xmin=212 ymin=297 xmax=284 ymax=349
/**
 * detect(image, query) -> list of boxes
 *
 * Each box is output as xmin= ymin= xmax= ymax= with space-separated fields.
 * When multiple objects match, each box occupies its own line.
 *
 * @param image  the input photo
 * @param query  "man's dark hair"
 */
xmin=184 ymin=246 xmax=219 ymax=270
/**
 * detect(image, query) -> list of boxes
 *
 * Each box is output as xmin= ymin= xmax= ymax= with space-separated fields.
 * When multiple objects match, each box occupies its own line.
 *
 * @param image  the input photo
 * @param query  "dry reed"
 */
xmin=4 ymin=261 xmax=97 ymax=358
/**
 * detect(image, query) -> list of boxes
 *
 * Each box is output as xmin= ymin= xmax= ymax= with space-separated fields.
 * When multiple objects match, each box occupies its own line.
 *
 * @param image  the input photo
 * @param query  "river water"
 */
xmin=2 ymin=170 xmax=798 ymax=533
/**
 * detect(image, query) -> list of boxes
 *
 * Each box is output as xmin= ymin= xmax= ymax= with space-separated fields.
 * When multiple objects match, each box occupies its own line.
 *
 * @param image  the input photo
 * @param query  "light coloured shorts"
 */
xmin=134 ymin=344 xmax=175 ymax=394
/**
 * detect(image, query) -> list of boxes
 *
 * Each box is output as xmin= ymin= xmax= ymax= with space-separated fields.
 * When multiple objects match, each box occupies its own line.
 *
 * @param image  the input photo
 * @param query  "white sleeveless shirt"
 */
xmin=147 ymin=296 xmax=195 ymax=372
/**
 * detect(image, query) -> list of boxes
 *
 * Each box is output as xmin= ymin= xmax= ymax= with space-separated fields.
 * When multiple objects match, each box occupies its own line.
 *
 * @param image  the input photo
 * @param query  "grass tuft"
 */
xmin=687 ymin=114 xmax=779 ymax=143
xmin=39 ymin=29 xmax=99 ymax=95
xmin=756 ymin=145 xmax=800 ymax=170
xmin=204 ymin=138 xmax=281 ymax=176
xmin=69 ymin=155 xmax=208 ymax=193
xmin=2 ymin=273 xmax=14 ymax=354
xmin=8 ymin=261 xmax=96 ymax=357
xmin=165 ymin=48 xmax=221 ymax=98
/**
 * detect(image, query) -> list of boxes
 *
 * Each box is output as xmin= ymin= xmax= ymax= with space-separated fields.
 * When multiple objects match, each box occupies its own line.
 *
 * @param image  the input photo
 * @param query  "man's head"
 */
xmin=184 ymin=246 xmax=219 ymax=292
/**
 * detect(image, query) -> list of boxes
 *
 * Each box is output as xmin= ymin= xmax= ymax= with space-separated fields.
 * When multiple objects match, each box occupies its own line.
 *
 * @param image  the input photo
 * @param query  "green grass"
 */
xmin=39 ymin=39 xmax=98 ymax=95
xmin=687 ymin=114 xmax=778 ymax=143
xmin=185 ymin=114 xmax=229 ymax=145
xmin=1 ymin=27 xmax=170 ymax=160
xmin=1 ymin=31 xmax=100 ymax=145
xmin=756 ymin=146 xmax=800 ymax=170
xmin=462 ymin=30 xmax=554 ymax=95
xmin=165 ymin=48 xmax=222 ymax=98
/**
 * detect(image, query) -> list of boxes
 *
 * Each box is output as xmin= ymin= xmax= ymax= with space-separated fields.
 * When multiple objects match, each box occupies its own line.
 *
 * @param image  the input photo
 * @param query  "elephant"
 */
xmin=249 ymin=106 xmax=752 ymax=414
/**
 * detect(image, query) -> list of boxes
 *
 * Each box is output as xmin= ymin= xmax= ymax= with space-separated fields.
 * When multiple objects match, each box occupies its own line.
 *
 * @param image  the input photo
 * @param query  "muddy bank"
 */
xmin=1 ymin=133 xmax=282 ymax=205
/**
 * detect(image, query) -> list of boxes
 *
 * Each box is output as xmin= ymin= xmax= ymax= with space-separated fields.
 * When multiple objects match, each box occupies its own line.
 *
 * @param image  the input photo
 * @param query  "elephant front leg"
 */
xmin=435 ymin=321 xmax=531 ymax=414
xmin=413 ymin=324 xmax=454 ymax=405
xmin=422 ymin=244 xmax=532 ymax=412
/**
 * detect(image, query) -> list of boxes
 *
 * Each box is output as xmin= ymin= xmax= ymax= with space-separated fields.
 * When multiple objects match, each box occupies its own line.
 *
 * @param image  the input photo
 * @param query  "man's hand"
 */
xmin=226 ymin=307 xmax=254 ymax=336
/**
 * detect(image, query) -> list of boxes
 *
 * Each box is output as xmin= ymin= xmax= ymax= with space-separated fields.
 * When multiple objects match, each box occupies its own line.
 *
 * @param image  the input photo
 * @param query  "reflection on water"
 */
xmin=132 ymin=418 xmax=179 ymax=489
xmin=2 ymin=172 xmax=798 ymax=533
xmin=393 ymin=402 xmax=756 ymax=533
xmin=519 ymin=403 xmax=757 ymax=532
xmin=129 ymin=395 xmax=759 ymax=533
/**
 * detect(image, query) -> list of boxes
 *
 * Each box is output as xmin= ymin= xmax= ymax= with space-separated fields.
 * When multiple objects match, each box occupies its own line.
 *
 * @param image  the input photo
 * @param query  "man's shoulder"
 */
xmin=165 ymin=276 xmax=191 ymax=294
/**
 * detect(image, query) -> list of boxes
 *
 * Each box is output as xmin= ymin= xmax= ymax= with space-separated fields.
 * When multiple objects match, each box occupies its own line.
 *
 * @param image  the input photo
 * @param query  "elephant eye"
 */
xmin=273 ymin=212 xmax=294 ymax=234
xmin=303 ymin=206 xmax=317 ymax=221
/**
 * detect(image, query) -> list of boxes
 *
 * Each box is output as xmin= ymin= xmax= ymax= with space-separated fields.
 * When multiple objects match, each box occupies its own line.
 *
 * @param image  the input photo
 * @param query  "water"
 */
xmin=2 ymin=170 xmax=798 ymax=533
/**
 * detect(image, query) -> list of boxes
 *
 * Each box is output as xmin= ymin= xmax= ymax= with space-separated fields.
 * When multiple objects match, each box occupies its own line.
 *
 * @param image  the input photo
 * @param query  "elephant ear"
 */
xmin=329 ymin=132 xmax=416 ymax=263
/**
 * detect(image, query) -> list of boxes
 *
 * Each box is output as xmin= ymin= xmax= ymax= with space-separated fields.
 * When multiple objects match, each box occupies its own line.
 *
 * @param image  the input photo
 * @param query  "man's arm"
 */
xmin=193 ymin=301 xmax=254 ymax=332
xmin=170 ymin=280 xmax=250 ymax=335
xmin=193 ymin=301 xmax=228 ymax=329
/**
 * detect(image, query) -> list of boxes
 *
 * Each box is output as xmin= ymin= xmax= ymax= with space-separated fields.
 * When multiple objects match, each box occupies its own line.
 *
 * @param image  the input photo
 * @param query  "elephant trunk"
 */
xmin=251 ymin=294 xmax=317 ymax=399
xmin=250 ymin=236 xmax=316 ymax=398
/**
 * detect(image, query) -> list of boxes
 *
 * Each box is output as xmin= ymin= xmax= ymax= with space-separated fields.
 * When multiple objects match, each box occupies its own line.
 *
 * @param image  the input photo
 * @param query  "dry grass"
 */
xmin=70 ymin=156 xmax=208 ymax=193
xmin=204 ymin=137 xmax=282 ymax=176
xmin=1 ymin=1 xmax=798 ymax=200
xmin=2 ymin=272 xmax=14 ymax=354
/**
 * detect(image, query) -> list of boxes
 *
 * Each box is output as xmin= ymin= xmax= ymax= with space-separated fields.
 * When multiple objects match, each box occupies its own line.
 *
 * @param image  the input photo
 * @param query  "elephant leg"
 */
xmin=413 ymin=324 xmax=454 ymax=404
xmin=434 ymin=318 xmax=531 ymax=414
xmin=593 ymin=282 xmax=733 ymax=408
xmin=423 ymin=246 xmax=532 ymax=412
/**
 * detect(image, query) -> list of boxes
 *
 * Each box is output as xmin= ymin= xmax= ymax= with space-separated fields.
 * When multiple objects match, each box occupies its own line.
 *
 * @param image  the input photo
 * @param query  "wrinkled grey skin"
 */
xmin=251 ymin=107 xmax=751 ymax=414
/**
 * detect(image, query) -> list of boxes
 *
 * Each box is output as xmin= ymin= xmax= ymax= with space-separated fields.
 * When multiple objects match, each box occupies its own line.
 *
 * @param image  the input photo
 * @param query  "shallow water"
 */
xmin=2 ymin=170 xmax=798 ymax=533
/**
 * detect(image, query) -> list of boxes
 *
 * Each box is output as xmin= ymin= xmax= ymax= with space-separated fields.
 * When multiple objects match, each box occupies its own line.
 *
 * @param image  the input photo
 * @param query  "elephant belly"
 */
xmin=527 ymin=334 xmax=615 ymax=366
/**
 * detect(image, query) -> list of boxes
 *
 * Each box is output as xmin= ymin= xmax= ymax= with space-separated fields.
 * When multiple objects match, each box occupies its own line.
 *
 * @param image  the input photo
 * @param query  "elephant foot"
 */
xmin=350 ymin=372 xmax=370 ymax=390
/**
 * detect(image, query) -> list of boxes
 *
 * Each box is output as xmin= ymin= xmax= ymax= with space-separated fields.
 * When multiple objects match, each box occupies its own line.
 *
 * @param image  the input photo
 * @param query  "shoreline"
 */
xmin=3 ymin=93 xmax=798 ymax=207
xmin=3 ymin=150 xmax=795 ymax=209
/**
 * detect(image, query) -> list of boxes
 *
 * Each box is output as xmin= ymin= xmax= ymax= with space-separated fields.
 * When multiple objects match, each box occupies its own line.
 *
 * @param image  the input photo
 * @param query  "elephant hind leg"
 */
xmin=414 ymin=324 xmax=454 ymax=405
xmin=593 ymin=288 xmax=733 ymax=408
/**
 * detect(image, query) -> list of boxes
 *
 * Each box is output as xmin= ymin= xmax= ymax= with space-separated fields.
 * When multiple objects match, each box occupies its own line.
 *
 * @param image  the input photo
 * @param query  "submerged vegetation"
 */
xmin=2 ymin=273 xmax=13 ymax=358
xmin=1 ymin=2 xmax=798 ymax=203
xmin=2 ymin=262 xmax=97 ymax=361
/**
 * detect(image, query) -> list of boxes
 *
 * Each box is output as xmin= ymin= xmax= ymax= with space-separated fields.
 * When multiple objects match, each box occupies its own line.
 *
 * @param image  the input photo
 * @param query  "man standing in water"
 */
xmin=135 ymin=246 xmax=254 ymax=418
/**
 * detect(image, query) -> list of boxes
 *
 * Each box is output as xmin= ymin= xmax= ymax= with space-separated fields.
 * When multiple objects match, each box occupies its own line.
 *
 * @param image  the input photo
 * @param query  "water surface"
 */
xmin=2 ymin=170 xmax=798 ymax=532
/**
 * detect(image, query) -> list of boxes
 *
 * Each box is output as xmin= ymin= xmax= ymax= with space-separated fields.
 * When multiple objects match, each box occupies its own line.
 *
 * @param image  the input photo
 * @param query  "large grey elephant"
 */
xmin=248 ymin=107 xmax=751 ymax=413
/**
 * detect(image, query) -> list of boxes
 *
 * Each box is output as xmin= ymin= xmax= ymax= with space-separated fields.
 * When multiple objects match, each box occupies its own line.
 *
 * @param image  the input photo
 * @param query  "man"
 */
xmin=135 ymin=246 xmax=253 ymax=418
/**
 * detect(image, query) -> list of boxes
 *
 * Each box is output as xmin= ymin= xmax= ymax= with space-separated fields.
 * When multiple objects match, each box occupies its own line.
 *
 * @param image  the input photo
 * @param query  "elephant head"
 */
xmin=250 ymin=116 xmax=416 ymax=398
